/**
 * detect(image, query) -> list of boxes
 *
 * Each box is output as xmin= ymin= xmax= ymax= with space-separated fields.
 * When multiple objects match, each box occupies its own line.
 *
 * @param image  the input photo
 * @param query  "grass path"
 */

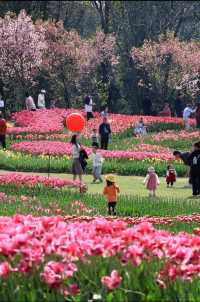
xmin=0 ymin=170 xmax=193 ymax=199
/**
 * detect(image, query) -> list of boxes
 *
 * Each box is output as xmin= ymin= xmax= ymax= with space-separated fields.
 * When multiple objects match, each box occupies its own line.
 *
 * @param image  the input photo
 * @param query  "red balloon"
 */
xmin=66 ymin=113 xmax=85 ymax=132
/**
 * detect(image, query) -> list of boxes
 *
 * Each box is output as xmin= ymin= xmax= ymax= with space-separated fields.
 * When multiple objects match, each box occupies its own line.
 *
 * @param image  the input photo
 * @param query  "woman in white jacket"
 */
xmin=38 ymin=89 xmax=46 ymax=109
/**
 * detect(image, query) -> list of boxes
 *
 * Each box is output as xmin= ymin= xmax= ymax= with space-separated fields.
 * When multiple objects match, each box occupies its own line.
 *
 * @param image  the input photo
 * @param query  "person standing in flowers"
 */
xmin=101 ymin=105 xmax=109 ymax=118
xmin=159 ymin=103 xmax=171 ymax=117
xmin=183 ymin=104 xmax=196 ymax=130
xmin=144 ymin=167 xmax=160 ymax=197
xmin=71 ymin=134 xmax=83 ymax=183
xmin=99 ymin=117 xmax=112 ymax=150
xmin=187 ymin=141 xmax=200 ymax=197
xmin=0 ymin=94 xmax=5 ymax=117
xmin=103 ymin=175 xmax=120 ymax=215
xmin=142 ymin=95 xmax=152 ymax=116
xmin=84 ymin=95 xmax=94 ymax=121
xmin=25 ymin=92 xmax=36 ymax=111
xmin=0 ymin=112 xmax=7 ymax=149
xmin=91 ymin=145 xmax=104 ymax=183
xmin=37 ymin=89 xmax=46 ymax=109
xmin=133 ymin=117 xmax=147 ymax=137
xmin=166 ymin=164 xmax=177 ymax=187
xmin=175 ymin=92 xmax=184 ymax=118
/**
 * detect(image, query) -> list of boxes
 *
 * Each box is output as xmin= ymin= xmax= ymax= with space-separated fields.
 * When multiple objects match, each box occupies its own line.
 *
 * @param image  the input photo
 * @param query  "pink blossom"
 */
xmin=11 ymin=141 xmax=174 ymax=161
xmin=101 ymin=270 xmax=122 ymax=290
xmin=0 ymin=262 xmax=11 ymax=278
xmin=0 ymin=173 xmax=81 ymax=189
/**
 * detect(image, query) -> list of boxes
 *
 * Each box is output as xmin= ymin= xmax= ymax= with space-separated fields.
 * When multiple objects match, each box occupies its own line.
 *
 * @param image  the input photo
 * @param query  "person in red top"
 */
xmin=103 ymin=175 xmax=120 ymax=215
xmin=0 ymin=112 xmax=7 ymax=149
xmin=196 ymin=103 xmax=200 ymax=129
xmin=159 ymin=103 xmax=171 ymax=117
xmin=166 ymin=164 xmax=177 ymax=187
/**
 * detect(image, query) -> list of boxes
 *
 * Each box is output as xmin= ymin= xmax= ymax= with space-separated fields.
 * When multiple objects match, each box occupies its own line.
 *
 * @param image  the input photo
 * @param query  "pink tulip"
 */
xmin=0 ymin=262 xmax=11 ymax=278
xmin=101 ymin=270 xmax=122 ymax=290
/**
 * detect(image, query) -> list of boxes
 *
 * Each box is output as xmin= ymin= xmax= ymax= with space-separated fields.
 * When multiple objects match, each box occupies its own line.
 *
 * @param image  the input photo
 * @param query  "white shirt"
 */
xmin=101 ymin=111 xmax=108 ymax=118
xmin=38 ymin=93 xmax=46 ymax=108
xmin=183 ymin=107 xmax=196 ymax=119
xmin=92 ymin=153 xmax=103 ymax=167
xmin=85 ymin=99 xmax=93 ymax=113
xmin=26 ymin=96 xmax=36 ymax=111
xmin=0 ymin=99 xmax=4 ymax=108
xmin=72 ymin=144 xmax=80 ymax=159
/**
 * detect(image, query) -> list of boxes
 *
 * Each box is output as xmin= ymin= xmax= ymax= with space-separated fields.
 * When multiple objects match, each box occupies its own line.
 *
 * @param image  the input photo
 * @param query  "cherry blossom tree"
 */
xmin=0 ymin=10 xmax=46 ymax=99
xmin=131 ymin=32 xmax=200 ymax=103
xmin=40 ymin=20 xmax=118 ymax=107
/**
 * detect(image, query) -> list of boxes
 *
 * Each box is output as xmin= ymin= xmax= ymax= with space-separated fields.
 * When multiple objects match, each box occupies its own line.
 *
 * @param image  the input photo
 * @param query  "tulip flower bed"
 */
xmin=0 ymin=215 xmax=200 ymax=301
xmin=152 ymin=130 xmax=200 ymax=142
xmin=8 ymin=109 xmax=193 ymax=137
xmin=3 ymin=109 xmax=197 ymax=176
xmin=0 ymin=173 xmax=81 ymax=189
xmin=0 ymin=149 xmax=186 ymax=176
xmin=11 ymin=141 xmax=175 ymax=161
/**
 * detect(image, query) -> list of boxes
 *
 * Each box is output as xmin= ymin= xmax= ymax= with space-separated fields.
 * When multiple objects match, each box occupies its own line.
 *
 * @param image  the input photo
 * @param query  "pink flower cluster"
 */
xmin=0 ymin=216 xmax=200 ymax=291
xmin=63 ymin=213 xmax=200 ymax=227
xmin=131 ymin=143 xmax=170 ymax=153
xmin=8 ymin=109 xmax=67 ymax=135
xmin=0 ymin=173 xmax=80 ymax=189
xmin=82 ymin=114 xmax=191 ymax=138
xmin=8 ymin=109 xmax=193 ymax=137
xmin=152 ymin=130 xmax=200 ymax=142
xmin=11 ymin=141 xmax=174 ymax=161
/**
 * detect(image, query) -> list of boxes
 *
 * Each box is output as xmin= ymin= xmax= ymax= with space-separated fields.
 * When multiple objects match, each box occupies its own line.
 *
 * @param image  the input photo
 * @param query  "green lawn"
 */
xmin=0 ymin=170 xmax=193 ymax=199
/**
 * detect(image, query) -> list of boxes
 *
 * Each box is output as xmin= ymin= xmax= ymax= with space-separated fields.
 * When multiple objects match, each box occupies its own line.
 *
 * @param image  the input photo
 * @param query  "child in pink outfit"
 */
xmin=144 ymin=167 xmax=160 ymax=197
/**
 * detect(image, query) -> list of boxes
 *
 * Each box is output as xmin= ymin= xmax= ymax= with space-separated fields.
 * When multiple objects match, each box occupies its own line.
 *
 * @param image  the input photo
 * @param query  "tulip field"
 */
xmin=0 ymin=108 xmax=199 ymax=301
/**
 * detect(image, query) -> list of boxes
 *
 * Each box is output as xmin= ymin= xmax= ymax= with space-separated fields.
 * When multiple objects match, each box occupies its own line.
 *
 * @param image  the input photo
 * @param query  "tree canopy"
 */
xmin=1 ymin=1 xmax=200 ymax=114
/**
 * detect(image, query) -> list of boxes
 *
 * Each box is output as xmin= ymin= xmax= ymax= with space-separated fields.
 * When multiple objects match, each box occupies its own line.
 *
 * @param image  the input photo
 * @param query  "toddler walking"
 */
xmin=91 ymin=129 xmax=99 ymax=147
xmin=103 ymin=175 xmax=120 ymax=215
xmin=166 ymin=164 xmax=177 ymax=187
xmin=144 ymin=167 xmax=160 ymax=197
xmin=92 ymin=146 xmax=104 ymax=183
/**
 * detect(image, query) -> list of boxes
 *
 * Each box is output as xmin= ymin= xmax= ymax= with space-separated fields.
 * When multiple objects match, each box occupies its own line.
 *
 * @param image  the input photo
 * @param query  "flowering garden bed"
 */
xmin=0 ymin=173 xmax=80 ymax=189
xmin=11 ymin=141 xmax=175 ymax=161
xmin=0 ymin=215 xmax=199 ymax=301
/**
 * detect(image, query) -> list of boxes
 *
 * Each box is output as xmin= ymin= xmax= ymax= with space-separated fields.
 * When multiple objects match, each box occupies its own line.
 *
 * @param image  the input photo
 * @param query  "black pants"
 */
xmin=196 ymin=117 xmax=200 ymax=129
xmin=0 ymin=135 xmax=6 ymax=149
xmin=108 ymin=202 xmax=116 ymax=215
xmin=100 ymin=136 xmax=109 ymax=150
xmin=191 ymin=175 xmax=200 ymax=196
xmin=87 ymin=112 xmax=93 ymax=121
xmin=167 ymin=182 xmax=174 ymax=186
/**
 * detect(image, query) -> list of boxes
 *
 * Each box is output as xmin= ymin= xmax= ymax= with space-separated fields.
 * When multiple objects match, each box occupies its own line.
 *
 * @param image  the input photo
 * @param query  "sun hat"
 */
xmin=148 ymin=166 xmax=155 ymax=173
xmin=105 ymin=174 xmax=115 ymax=183
xmin=41 ymin=89 xmax=46 ymax=93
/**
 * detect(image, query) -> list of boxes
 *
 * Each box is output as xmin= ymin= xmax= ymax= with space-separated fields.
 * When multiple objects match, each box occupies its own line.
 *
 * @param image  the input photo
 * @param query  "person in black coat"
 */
xmin=187 ymin=142 xmax=200 ymax=196
xmin=99 ymin=117 xmax=111 ymax=150
xmin=173 ymin=150 xmax=192 ymax=185
xmin=174 ymin=92 xmax=184 ymax=118
xmin=142 ymin=96 xmax=152 ymax=116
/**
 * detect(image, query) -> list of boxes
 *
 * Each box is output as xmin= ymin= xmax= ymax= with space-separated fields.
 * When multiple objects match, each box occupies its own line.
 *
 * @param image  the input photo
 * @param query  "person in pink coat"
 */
xmin=144 ymin=166 xmax=160 ymax=197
